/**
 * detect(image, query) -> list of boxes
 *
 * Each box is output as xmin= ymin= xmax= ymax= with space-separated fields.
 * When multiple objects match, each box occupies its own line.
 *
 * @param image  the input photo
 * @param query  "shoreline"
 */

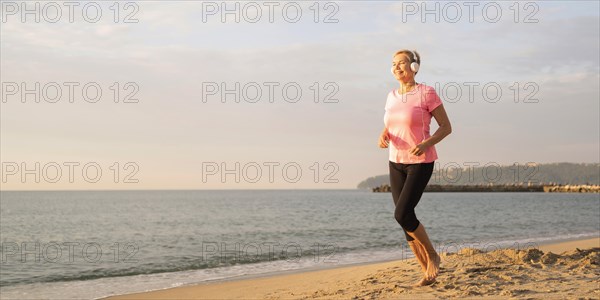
xmin=371 ymin=184 xmax=600 ymax=193
xmin=104 ymin=235 xmax=600 ymax=299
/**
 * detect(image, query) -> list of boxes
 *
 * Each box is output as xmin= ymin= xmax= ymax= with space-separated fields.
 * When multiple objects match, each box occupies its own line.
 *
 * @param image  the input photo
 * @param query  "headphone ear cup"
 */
xmin=411 ymin=62 xmax=420 ymax=73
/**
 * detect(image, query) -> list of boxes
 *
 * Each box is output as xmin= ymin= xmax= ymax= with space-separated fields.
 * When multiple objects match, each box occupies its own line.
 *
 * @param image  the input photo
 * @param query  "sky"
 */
xmin=1 ymin=0 xmax=599 ymax=190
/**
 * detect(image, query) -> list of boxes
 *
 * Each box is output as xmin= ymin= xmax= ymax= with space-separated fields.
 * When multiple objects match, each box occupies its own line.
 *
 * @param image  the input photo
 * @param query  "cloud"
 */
xmin=1 ymin=1 xmax=598 ymax=190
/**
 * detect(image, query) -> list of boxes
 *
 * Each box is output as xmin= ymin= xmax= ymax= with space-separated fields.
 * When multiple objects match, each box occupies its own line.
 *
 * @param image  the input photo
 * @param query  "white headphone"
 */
xmin=391 ymin=50 xmax=420 ymax=75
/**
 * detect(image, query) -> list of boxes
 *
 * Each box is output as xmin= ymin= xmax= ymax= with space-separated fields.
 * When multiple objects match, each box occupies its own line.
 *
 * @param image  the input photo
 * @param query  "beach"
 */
xmin=106 ymin=237 xmax=599 ymax=299
xmin=2 ymin=191 xmax=597 ymax=299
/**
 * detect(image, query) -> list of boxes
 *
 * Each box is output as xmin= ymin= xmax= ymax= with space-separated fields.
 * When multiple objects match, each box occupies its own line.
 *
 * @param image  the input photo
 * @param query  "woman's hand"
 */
xmin=378 ymin=130 xmax=390 ymax=148
xmin=409 ymin=143 xmax=429 ymax=156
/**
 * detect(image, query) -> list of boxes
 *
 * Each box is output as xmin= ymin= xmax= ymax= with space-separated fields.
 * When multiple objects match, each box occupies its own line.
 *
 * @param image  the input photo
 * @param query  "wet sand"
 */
xmin=106 ymin=237 xmax=600 ymax=299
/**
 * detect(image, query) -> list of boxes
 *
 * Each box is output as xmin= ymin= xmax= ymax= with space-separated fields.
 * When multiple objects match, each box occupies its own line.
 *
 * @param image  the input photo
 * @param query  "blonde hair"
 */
xmin=393 ymin=50 xmax=420 ymax=73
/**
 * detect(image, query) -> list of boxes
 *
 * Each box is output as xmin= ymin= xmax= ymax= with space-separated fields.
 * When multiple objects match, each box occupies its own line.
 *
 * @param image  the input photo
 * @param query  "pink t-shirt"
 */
xmin=384 ymin=83 xmax=443 ymax=164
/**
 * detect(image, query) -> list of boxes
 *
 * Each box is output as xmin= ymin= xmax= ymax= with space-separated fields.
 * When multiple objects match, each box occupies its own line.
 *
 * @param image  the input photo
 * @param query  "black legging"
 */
xmin=389 ymin=161 xmax=435 ymax=241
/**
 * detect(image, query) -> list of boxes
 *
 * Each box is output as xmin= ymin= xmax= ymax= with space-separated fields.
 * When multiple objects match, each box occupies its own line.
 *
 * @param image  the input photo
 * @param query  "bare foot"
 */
xmin=413 ymin=276 xmax=436 ymax=287
xmin=425 ymin=252 xmax=441 ymax=280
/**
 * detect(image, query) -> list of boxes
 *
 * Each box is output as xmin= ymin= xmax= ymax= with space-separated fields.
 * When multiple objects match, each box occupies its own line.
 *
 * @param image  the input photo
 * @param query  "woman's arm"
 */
xmin=421 ymin=105 xmax=452 ymax=148
xmin=378 ymin=126 xmax=389 ymax=148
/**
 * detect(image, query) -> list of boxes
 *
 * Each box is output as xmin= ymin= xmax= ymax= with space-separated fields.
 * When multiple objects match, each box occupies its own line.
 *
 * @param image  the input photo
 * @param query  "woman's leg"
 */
xmin=390 ymin=161 xmax=416 ymax=242
xmin=408 ymin=240 xmax=436 ymax=286
xmin=392 ymin=162 xmax=433 ymax=238
xmin=390 ymin=161 xmax=435 ymax=285
xmin=407 ymin=223 xmax=441 ymax=281
xmin=397 ymin=162 xmax=440 ymax=281
xmin=407 ymin=240 xmax=427 ymax=272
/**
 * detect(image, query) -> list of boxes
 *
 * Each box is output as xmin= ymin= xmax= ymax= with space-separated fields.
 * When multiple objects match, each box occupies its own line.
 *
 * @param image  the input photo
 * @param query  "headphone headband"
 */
xmin=411 ymin=50 xmax=419 ymax=63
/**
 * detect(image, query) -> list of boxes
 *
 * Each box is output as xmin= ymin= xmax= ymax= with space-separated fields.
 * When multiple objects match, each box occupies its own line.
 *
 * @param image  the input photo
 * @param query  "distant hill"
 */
xmin=357 ymin=162 xmax=600 ymax=189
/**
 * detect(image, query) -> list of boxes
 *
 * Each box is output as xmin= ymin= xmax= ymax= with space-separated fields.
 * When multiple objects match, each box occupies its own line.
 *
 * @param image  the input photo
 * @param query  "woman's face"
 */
xmin=392 ymin=53 xmax=415 ymax=81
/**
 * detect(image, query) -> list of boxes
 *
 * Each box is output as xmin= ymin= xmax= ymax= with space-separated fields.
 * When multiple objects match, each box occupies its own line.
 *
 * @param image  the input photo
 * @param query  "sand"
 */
xmin=106 ymin=237 xmax=600 ymax=299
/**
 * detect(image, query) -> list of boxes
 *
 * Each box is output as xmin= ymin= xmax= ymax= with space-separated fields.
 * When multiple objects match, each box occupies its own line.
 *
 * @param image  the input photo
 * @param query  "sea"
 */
xmin=0 ymin=190 xmax=598 ymax=299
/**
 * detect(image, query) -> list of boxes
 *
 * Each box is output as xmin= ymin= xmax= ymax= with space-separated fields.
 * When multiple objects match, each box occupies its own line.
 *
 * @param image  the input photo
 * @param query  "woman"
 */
xmin=379 ymin=49 xmax=452 ymax=286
